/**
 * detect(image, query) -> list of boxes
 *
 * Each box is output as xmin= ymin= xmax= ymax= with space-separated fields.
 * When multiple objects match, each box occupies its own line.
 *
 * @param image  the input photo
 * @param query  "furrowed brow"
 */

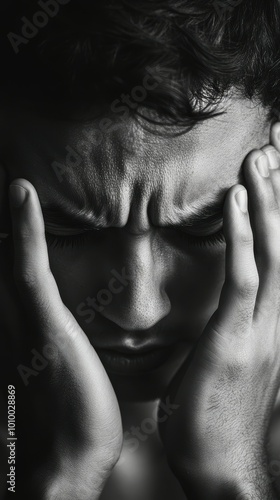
xmin=41 ymin=203 xmax=106 ymax=230
xmin=166 ymin=197 xmax=226 ymax=230
xmin=41 ymin=184 xmax=238 ymax=233
xmin=179 ymin=171 xmax=245 ymax=230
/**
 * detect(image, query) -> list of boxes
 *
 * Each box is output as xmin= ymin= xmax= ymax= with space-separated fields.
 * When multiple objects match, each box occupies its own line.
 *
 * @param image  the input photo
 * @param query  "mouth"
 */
xmin=95 ymin=345 xmax=175 ymax=375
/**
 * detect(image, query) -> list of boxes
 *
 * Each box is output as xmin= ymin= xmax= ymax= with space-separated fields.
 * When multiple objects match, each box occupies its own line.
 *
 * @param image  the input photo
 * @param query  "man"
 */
xmin=1 ymin=1 xmax=280 ymax=499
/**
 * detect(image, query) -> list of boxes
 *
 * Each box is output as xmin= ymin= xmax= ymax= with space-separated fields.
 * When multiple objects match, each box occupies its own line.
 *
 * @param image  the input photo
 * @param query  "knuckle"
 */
xmin=256 ymin=182 xmax=280 ymax=213
xmin=261 ymin=145 xmax=275 ymax=154
xmin=238 ymin=231 xmax=254 ymax=247
xmin=233 ymin=302 xmax=254 ymax=330
xmin=224 ymin=349 xmax=254 ymax=379
xmin=268 ymin=200 xmax=280 ymax=217
xmin=263 ymin=145 xmax=280 ymax=168
xmin=236 ymin=282 xmax=258 ymax=310
xmin=244 ymin=149 xmax=262 ymax=168
xmin=235 ymin=268 xmax=259 ymax=293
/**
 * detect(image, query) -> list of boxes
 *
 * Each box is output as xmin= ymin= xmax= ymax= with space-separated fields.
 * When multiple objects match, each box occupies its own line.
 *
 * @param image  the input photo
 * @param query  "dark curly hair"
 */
xmin=1 ymin=0 xmax=280 ymax=129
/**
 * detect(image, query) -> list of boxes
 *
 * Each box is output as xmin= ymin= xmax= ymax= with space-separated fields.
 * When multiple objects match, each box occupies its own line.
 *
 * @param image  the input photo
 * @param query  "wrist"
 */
xmin=29 ymin=449 xmax=112 ymax=500
xmin=175 ymin=460 xmax=278 ymax=500
xmin=182 ymin=478 xmax=278 ymax=500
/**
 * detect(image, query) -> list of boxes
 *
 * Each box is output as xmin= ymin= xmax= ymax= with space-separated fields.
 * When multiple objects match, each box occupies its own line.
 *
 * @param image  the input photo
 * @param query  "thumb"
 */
xmin=9 ymin=178 xmax=122 ymax=456
xmin=205 ymin=184 xmax=258 ymax=348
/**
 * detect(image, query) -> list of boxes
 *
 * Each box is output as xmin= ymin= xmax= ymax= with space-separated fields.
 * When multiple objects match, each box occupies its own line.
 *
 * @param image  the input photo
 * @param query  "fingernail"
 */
xmin=235 ymin=189 xmax=248 ymax=213
xmin=266 ymin=149 xmax=279 ymax=169
xmin=9 ymin=184 xmax=28 ymax=208
xmin=277 ymin=126 xmax=280 ymax=142
xmin=255 ymin=155 xmax=269 ymax=177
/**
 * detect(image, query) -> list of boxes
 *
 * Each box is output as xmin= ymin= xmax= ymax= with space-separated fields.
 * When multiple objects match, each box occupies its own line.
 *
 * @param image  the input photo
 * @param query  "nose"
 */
xmin=100 ymin=234 xmax=171 ymax=331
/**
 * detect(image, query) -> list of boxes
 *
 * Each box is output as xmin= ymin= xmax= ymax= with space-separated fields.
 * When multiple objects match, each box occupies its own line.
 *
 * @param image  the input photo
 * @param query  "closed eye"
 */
xmin=45 ymin=229 xmax=103 ymax=250
xmin=45 ymin=225 xmax=225 ymax=251
xmin=177 ymin=226 xmax=225 ymax=247
xmin=159 ymin=223 xmax=225 ymax=250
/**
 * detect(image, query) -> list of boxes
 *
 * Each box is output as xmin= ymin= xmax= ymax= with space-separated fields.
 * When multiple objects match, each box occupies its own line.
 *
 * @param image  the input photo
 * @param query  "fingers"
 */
xmin=206 ymin=142 xmax=280 ymax=345
xmin=243 ymin=149 xmax=280 ymax=317
xmin=9 ymin=178 xmax=68 ymax=332
xmin=208 ymin=184 xmax=258 ymax=337
xmin=270 ymin=121 xmax=280 ymax=153
xmin=9 ymin=178 xmax=122 ymax=454
xmin=269 ymin=122 xmax=280 ymax=203
xmin=261 ymin=145 xmax=280 ymax=207
xmin=9 ymin=177 xmax=91 ymax=349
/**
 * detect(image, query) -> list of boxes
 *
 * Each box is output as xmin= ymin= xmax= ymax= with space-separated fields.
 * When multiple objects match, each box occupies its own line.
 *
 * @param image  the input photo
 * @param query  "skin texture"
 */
xmin=160 ymin=141 xmax=280 ymax=499
xmin=1 ymin=95 xmax=280 ymax=499
xmin=0 ymin=97 xmax=271 ymax=384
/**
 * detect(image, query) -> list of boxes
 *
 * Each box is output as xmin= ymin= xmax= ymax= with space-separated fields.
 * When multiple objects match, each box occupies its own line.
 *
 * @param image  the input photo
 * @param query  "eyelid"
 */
xmin=176 ymin=221 xmax=223 ymax=237
xmin=45 ymin=221 xmax=224 ymax=237
xmin=44 ymin=227 xmax=91 ymax=236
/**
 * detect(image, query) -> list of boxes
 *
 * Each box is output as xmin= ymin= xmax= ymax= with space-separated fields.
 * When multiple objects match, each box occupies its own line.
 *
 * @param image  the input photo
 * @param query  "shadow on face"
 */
xmin=0 ymin=95 xmax=271 ymax=399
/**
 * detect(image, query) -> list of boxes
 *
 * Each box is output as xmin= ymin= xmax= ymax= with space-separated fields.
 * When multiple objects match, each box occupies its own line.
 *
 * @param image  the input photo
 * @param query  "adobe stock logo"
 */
xmin=117 ymin=397 xmax=180 ymax=466
xmin=7 ymin=0 xmax=71 ymax=54
xmin=77 ymin=268 xmax=133 ymax=324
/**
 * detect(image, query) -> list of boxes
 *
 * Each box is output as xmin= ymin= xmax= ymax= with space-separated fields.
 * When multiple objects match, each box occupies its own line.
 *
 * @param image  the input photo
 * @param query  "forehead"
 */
xmin=1 ymin=96 xmax=270 ymax=224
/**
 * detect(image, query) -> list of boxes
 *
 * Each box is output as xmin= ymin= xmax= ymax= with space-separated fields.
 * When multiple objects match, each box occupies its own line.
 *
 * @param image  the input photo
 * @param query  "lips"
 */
xmin=95 ymin=344 xmax=175 ymax=374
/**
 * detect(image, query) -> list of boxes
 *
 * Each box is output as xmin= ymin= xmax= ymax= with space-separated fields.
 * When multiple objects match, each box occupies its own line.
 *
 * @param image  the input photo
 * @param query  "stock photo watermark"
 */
xmin=17 ymin=267 xmax=133 ymax=386
xmin=51 ymin=65 xmax=172 ymax=183
xmin=76 ymin=267 xmax=133 ymax=324
xmin=52 ymin=146 xmax=82 ymax=183
xmin=49 ymin=394 xmax=179 ymax=500
xmin=7 ymin=0 xmax=71 ymax=54
xmin=7 ymin=385 xmax=16 ymax=494
xmin=118 ymin=397 xmax=179 ymax=465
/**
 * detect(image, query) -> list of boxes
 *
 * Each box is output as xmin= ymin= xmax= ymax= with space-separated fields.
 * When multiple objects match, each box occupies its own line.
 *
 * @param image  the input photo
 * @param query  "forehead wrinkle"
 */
xmin=76 ymin=149 xmax=191 ymax=231
xmin=171 ymin=198 xmax=223 ymax=226
xmin=44 ymin=106 xmax=248 ymax=231
xmin=83 ymin=148 xmax=132 ymax=228
xmin=155 ymin=187 xmax=227 ymax=228
xmin=80 ymin=125 xmax=170 ymax=228
xmin=164 ymin=169 xmax=245 ymax=227
xmin=41 ymin=202 xmax=107 ymax=230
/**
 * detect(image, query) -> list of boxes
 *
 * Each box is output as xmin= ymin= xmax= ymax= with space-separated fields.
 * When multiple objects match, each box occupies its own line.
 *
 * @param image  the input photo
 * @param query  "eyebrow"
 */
xmin=41 ymin=195 xmax=226 ymax=233
xmin=41 ymin=202 xmax=107 ymax=231
xmin=164 ymin=197 xmax=225 ymax=231
xmin=166 ymin=171 xmax=245 ymax=231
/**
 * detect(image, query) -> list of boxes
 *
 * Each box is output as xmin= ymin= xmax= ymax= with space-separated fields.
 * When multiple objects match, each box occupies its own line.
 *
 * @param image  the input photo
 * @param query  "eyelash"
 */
xmin=179 ymin=227 xmax=225 ymax=248
xmin=45 ymin=227 xmax=225 ymax=250
xmin=45 ymin=231 xmax=93 ymax=250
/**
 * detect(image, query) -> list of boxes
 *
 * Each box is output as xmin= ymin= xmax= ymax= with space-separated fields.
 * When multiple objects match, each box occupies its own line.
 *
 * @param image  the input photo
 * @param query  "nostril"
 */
xmin=100 ymin=292 xmax=171 ymax=331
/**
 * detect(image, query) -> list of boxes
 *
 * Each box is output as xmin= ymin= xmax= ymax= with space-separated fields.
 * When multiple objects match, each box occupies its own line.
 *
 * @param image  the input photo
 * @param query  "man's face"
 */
xmin=0 ymin=96 xmax=270 ymax=400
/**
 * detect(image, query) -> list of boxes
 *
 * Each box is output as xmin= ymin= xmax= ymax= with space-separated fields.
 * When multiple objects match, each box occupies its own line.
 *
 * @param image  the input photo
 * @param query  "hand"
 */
xmin=159 ymin=122 xmax=280 ymax=500
xmin=0 ymin=177 xmax=122 ymax=499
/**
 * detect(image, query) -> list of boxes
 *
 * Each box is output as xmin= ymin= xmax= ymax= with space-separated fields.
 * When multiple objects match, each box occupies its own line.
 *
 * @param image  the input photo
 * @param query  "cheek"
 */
xmin=48 ymin=249 xmax=102 ymax=310
xmin=47 ymin=240 xmax=126 ymax=311
xmin=48 ymin=238 xmax=226 ymax=327
xmin=167 ymin=250 xmax=226 ymax=328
